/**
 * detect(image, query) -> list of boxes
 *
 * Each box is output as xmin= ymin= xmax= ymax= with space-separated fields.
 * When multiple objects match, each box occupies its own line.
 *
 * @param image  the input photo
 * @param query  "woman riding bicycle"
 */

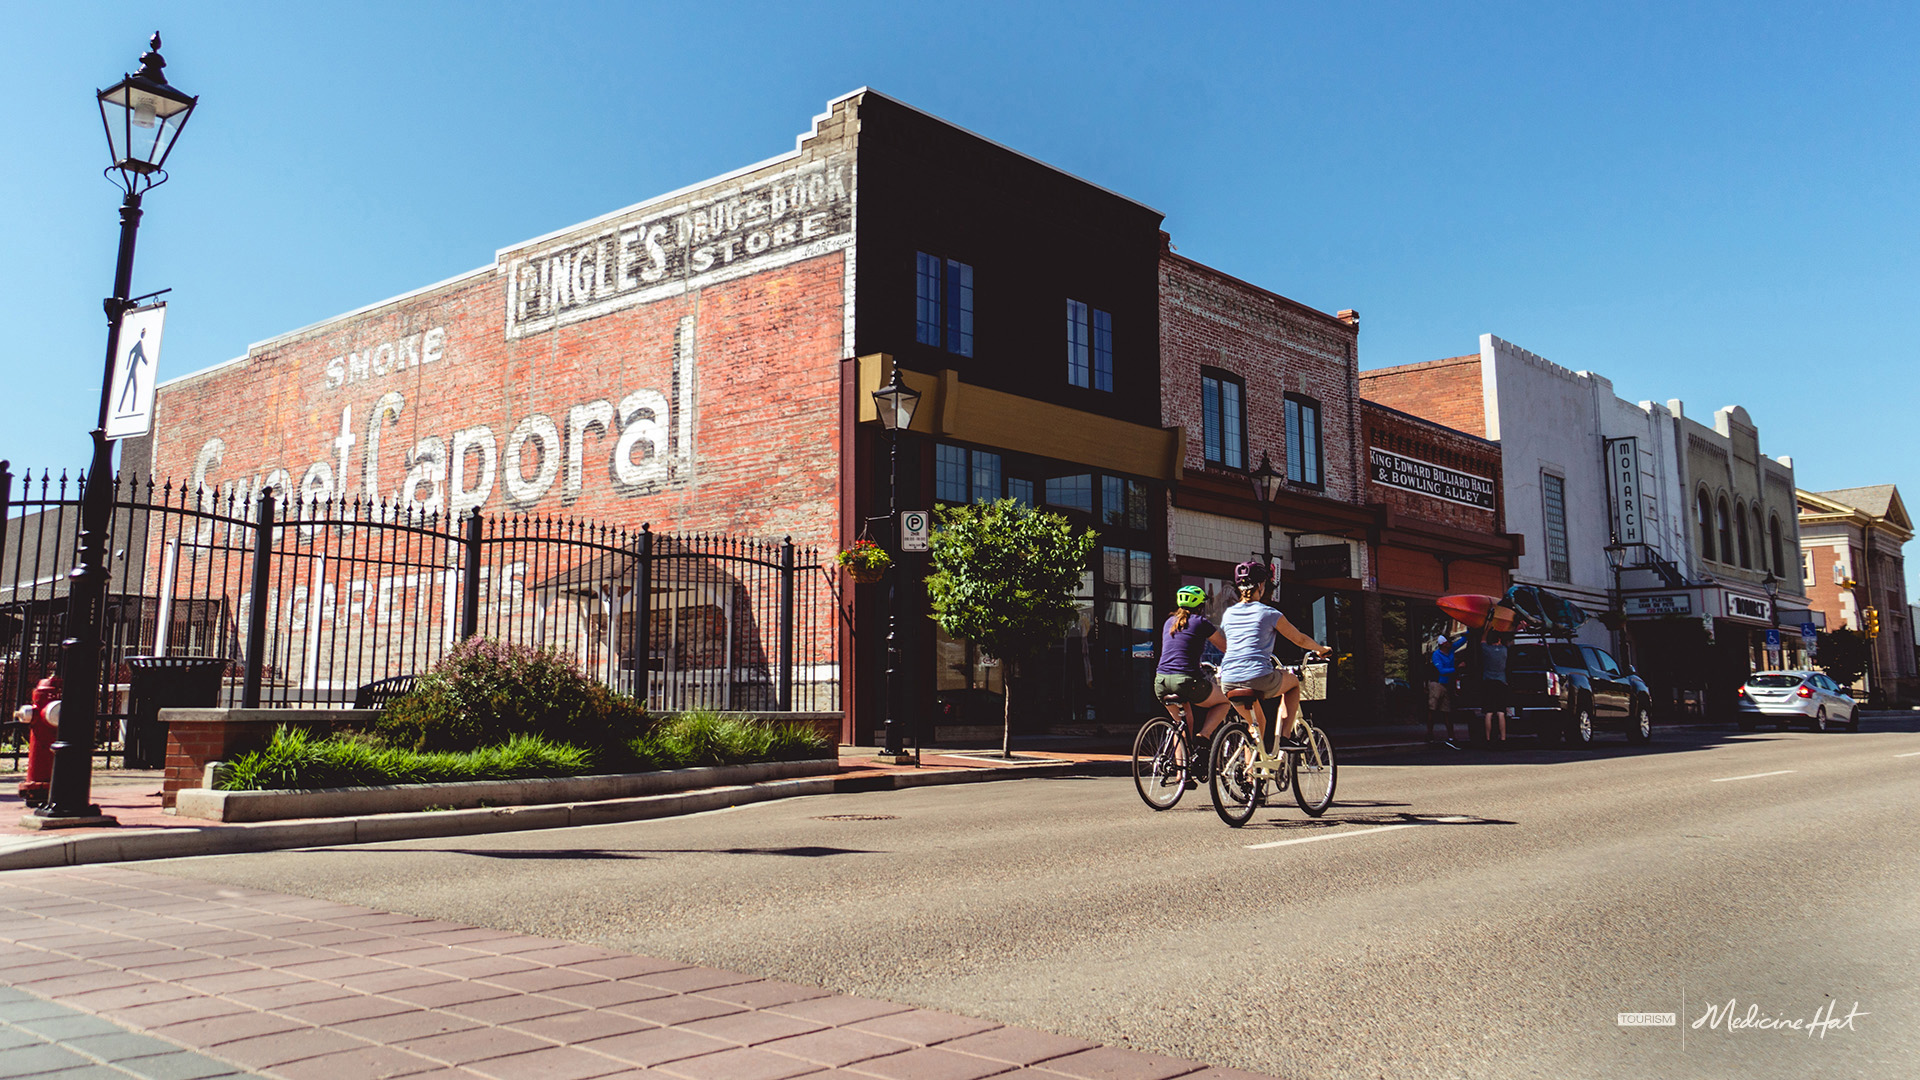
xmin=1153 ymin=585 xmax=1231 ymax=757
xmin=1218 ymin=559 xmax=1332 ymax=749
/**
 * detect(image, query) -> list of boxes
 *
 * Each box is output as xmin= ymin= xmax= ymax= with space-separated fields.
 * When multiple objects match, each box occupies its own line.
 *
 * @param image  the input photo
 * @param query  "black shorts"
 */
xmin=1481 ymin=679 xmax=1509 ymax=712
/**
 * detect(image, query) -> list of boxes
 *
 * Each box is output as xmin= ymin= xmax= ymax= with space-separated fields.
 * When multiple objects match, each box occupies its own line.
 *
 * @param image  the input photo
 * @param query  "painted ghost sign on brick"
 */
xmin=505 ymin=154 xmax=854 ymax=340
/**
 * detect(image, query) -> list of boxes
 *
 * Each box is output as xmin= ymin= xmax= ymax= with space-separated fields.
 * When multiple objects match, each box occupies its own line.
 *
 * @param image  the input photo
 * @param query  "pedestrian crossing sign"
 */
xmin=105 ymin=302 xmax=166 ymax=440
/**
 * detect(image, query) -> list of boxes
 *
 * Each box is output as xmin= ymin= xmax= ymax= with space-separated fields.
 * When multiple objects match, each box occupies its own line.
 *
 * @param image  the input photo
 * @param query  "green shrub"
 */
xmin=221 ymin=726 xmax=596 ymax=791
xmin=374 ymin=638 xmax=648 ymax=751
xmin=627 ymin=711 xmax=832 ymax=770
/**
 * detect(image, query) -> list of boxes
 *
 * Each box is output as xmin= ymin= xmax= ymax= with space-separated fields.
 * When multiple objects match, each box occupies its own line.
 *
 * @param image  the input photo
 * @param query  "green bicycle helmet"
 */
xmin=1175 ymin=585 xmax=1207 ymax=610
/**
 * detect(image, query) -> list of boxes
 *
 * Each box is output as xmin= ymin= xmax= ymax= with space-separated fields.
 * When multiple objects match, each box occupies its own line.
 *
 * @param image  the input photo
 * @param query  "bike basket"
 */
xmin=1296 ymin=661 xmax=1330 ymax=701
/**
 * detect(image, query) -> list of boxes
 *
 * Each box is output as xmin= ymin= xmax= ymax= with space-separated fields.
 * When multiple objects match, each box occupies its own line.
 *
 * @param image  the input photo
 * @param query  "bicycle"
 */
xmin=1131 ymin=665 xmax=1219 ymax=810
xmin=1208 ymin=656 xmax=1337 ymax=825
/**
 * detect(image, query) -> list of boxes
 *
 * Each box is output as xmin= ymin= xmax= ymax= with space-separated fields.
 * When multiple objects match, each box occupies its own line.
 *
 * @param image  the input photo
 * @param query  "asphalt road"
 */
xmin=140 ymin=720 xmax=1920 ymax=1080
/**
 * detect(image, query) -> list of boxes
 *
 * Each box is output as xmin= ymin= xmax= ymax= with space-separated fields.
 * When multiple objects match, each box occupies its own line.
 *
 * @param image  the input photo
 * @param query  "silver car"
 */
xmin=1738 ymin=671 xmax=1860 ymax=732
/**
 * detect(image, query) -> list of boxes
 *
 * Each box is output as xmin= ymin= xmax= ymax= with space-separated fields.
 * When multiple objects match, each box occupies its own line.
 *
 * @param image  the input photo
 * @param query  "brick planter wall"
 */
xmin=161 ymin=709 xmax=361 ymax=808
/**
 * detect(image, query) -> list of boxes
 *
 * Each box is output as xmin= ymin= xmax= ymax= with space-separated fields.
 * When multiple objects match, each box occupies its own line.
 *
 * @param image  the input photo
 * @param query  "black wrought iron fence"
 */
xmin=0 ymin=463 xmax=838 ymax=761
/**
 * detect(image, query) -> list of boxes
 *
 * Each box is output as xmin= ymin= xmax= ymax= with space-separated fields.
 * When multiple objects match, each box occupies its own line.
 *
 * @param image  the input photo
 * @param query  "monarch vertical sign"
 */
xmin=1606 ymin=437 xmax=1643 ymax=546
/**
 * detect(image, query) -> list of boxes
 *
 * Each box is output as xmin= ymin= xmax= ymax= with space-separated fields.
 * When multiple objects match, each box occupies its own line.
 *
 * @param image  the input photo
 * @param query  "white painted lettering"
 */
xmin=363 ymin=391 xmax=404 ymax=507
xmin=504 ymin=414 xmax=561 ymax=507
xmin=449 ymin=425 xmax=497 ymax=515
xmin=642 ymin=224 xmax=668 ymax=282
xmin=565 ymin=400 xmax=615 ymax=503
xmin=402 ymin=436 xmax=447 ymax=517
xmin=613 ymin=389 xmax=670 ymax=489
xmin=617 ymin=228 xmax=642 ymax=290
xmin=801 ymin=211 xmax=827 ymax=239
xmin=422 ymin=327 xmax=446 ymax=365
xmin=324 ymin=356 xmax=346 ymax=389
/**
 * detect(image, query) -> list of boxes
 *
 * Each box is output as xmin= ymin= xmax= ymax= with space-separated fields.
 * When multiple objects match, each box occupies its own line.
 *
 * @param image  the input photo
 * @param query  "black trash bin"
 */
xmin=124 ymin=656 xmax=229 ymax=769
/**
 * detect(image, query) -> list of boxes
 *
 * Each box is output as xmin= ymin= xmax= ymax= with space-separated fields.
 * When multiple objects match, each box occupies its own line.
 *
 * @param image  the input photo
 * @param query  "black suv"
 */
xmin=1505 ymin=639 xmax=1654 ymax=746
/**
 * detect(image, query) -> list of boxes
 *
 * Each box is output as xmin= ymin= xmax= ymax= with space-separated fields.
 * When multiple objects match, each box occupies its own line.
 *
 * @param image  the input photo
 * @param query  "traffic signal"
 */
xmin=1864 ymin=608 xmax=1880 ymax=638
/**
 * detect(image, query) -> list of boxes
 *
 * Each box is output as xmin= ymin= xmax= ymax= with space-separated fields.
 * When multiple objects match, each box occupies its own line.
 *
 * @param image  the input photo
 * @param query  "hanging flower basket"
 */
xmin=837 ymin=539 xmax=892 ymax=584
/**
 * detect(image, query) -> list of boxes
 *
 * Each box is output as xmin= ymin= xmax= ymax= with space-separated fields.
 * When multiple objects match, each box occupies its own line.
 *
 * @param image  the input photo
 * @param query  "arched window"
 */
xmin=1754 ymin=507 xmax=1766 ymax=571
xmin=1770 ymin=515 xmax=1785 ymax=575
xmin=1735 ymin=500 xmax=1752 ymax=569
xmin=1717 ymin=496 xmax=1733 ymax=568
xmin=1697 ymin=489 xmax=1715 ymax=562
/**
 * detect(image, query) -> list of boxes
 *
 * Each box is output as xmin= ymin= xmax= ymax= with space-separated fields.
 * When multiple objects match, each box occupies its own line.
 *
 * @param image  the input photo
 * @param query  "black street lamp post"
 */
xmin=1762 ymin=570 xmax=1781 ymax=670
xmin=1249 ymin=451 xmax=1282 ymax=567
xmin=871 ymin=367 xmax=921 ymax=761
xmin=39 ymin=35 xmax=197 ymax=823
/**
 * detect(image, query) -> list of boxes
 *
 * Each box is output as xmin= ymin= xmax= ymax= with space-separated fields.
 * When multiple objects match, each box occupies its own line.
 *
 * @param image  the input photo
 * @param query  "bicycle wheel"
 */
xmin=1131 ymin=717 xmax=1188 ymax=811
xmin=1209 ymin=723 xmax=1260 ymax=827
xmin=1289 ymin=724 xmax=1338 ymax=817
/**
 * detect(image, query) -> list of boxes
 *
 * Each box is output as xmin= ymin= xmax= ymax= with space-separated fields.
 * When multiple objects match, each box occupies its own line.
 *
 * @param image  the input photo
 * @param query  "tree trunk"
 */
xmin=1002 ymin=661 xmax=1013 ymax=760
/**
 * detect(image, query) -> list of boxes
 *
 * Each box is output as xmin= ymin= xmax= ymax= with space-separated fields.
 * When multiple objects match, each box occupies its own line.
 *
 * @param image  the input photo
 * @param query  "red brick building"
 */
xmin=1798 ymin=486 xmax=1915 ymax=702
xmin=1155 ymin=247 xmax=1379 ymax=712
xmin=147 ymin=90 xmax=1189 ymax=743
xmin=1361 ymin=401 xmax=1517 ymax=710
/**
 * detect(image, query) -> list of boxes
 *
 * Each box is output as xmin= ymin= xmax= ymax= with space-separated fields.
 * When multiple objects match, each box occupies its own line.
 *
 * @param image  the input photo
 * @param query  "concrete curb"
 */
xmin=0 ymin=776 xmax=841 ymax=871
xmin=175 ymin=758 xmax=840 ymax=822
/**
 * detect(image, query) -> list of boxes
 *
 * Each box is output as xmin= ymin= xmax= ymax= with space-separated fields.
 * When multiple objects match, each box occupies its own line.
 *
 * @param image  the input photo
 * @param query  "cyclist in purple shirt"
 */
xmin=1155 ymin=585 xmax=1230 ymax=754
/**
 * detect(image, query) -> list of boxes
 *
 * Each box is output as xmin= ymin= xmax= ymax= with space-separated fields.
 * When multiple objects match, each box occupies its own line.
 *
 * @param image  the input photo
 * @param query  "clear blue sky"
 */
xmin=3 ymin=1 xmax=1916 ymax=595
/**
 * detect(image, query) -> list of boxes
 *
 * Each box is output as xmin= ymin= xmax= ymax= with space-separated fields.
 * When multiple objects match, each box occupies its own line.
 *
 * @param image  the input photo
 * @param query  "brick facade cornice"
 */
xmin=1159 ymin=250 xmax=1357 ymax=337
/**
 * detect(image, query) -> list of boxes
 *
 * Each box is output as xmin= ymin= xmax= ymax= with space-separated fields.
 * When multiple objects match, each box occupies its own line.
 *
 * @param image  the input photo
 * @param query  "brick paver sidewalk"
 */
xmin=0 ymin=866 xmax=1271 ymax=1080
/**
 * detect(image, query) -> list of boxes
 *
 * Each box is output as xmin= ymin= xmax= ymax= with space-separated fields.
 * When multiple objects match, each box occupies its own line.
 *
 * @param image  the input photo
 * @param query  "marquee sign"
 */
xmin=1368 ymin=447 xmax=1496 ymax=511
xmin=1624 ymin=593 xmax=1692 ymax=617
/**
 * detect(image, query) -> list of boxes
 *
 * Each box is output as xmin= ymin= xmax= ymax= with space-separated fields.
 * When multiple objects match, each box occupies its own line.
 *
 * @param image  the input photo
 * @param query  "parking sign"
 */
xmin=901 ymin=510 xmax=930 ymax=552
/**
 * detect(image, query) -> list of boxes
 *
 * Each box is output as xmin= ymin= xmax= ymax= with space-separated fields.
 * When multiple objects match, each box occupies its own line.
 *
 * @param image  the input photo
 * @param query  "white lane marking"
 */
xmin=1895 ymin=751 xmax=1920 ymax=758
xmin=1710 ymin=770 xmax=1796 ymax=782
xmin=1245 ymin=816 xmax=1472 ymax=850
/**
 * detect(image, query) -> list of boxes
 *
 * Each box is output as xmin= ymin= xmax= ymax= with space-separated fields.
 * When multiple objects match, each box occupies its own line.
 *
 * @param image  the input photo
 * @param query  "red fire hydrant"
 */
xmin=15 ymin=675 xmax=61 ymax=808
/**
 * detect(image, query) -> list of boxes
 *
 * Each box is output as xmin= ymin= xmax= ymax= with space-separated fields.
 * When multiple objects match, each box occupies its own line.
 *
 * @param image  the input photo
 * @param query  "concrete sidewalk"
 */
xmin=0 ymin=865 xmax=1274 ymax=1080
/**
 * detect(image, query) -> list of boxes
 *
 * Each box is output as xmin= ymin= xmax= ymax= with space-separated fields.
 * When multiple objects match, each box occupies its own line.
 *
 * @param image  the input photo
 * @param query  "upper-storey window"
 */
xmin=1542 ymin=472 xmax=1571 ymax=583
xmin=916 ymin=253 xmax=974 ymax=357
xmin=1285 ymin=394 xmax=1323 ymax=487
xmin=1770 ymin=514 xmax=1785 ymax=575
xmin=1201 ymin=370 xmax=1246 ymax=470
xmin=1697 ymin=489 xmax=1715 ymax=562
xmin=1066 ymin=300 xmax=1113 ymax=391
xmin=1717 ymin=496 xmax=1733 ymax=567
xmin=1735 ymin=500 xmax=1752 ymax=569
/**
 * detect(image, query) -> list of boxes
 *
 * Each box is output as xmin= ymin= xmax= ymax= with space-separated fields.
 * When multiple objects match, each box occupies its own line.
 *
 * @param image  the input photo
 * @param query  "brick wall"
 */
xmin=150 ymin=147 xmax=855 ymax=560
xmin=161 ymin=709 xmax=351 ymax=806
xmin=1158 ymin=250 xmax=1361 ymax=503
xmin=1359 ymin=355 xmax=1486 ymax=438
xmin=1361 ymin=401 xmax=1503 ymax=534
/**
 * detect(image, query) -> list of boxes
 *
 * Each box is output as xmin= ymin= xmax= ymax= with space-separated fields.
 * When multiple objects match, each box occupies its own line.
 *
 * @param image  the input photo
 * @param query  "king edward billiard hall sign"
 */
xmin=1369 ymin=447 xmax=1496 ymax=511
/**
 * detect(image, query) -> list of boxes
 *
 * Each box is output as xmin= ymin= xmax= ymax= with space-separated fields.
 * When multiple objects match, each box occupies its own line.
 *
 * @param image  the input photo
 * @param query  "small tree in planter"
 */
xmin=837 ymin=538 xmax=893 ymax=584
xmin=925 ymin=499 xmax=1095 ymax=758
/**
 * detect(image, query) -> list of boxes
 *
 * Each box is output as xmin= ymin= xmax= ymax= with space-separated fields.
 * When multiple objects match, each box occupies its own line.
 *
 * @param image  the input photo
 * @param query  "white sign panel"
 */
xmin=1724 ymin=592 xmax=1772 ymax=623
xmin=1606 ymin=437 xmax=1643 ymax=546
xmin=105 ymin=302 xmax=166 ymax=440
xmin=900 ymin=510 xmax=930 ymax=552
